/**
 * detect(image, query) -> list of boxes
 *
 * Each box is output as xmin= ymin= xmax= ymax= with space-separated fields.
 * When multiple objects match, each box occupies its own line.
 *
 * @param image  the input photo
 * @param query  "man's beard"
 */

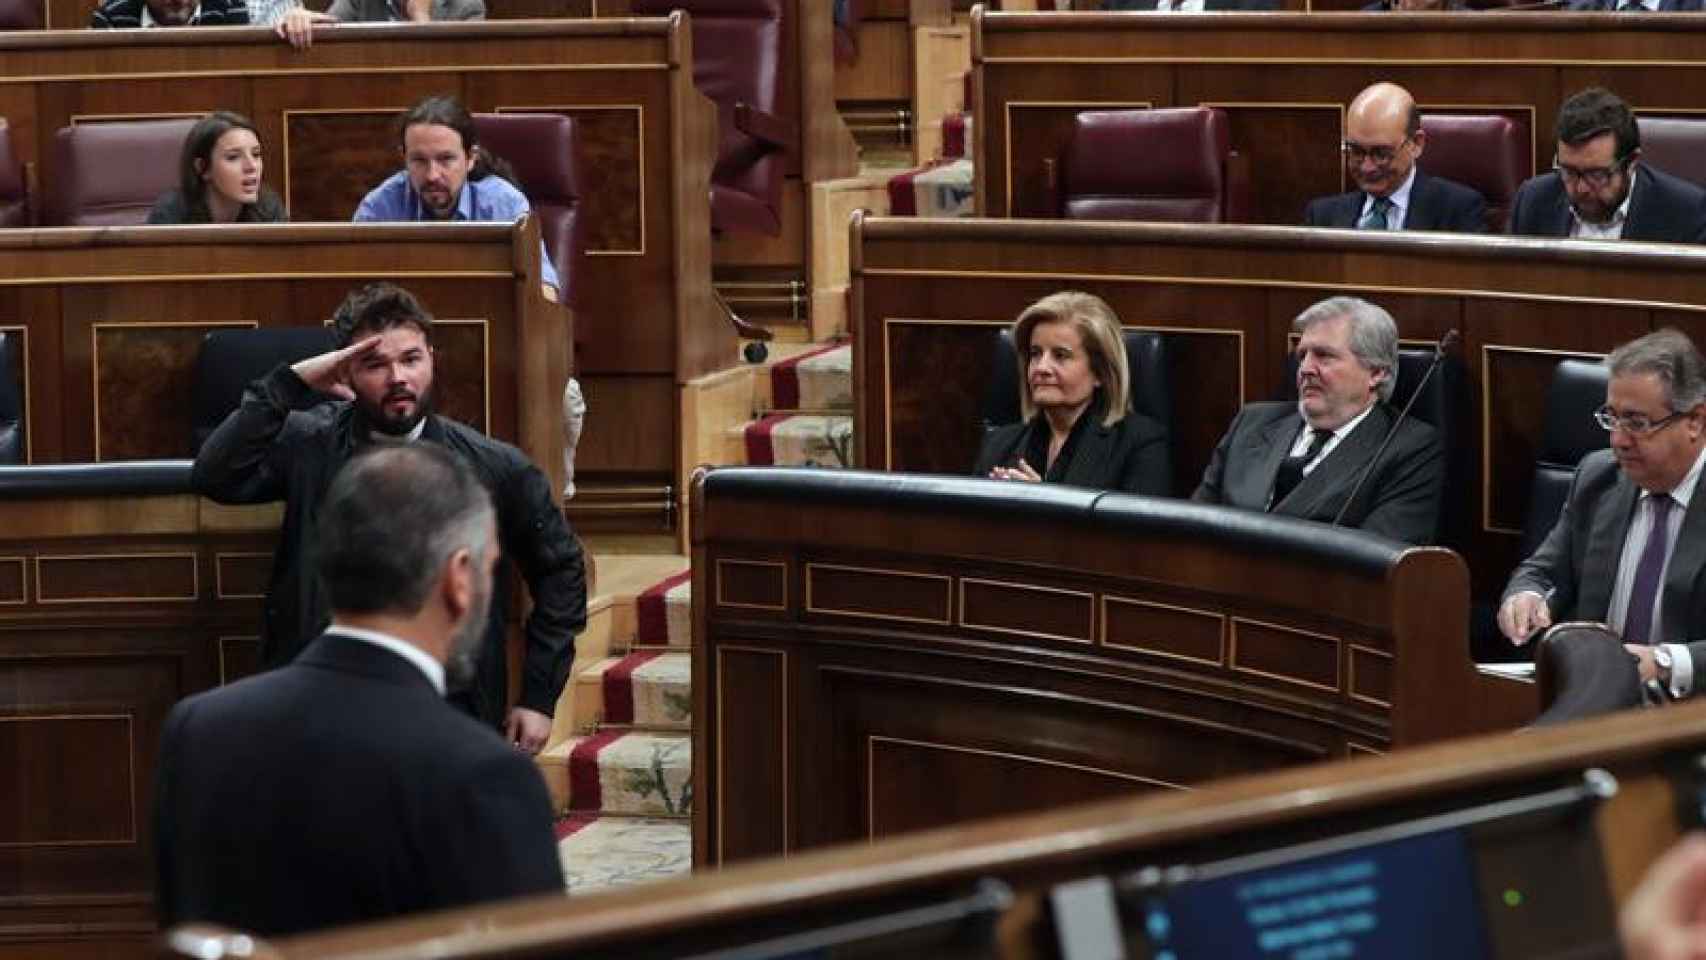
xmin=443 ymin=570 xmax=492 ymax=692
xmin=356 ymin=383 xmax=434 ymax=437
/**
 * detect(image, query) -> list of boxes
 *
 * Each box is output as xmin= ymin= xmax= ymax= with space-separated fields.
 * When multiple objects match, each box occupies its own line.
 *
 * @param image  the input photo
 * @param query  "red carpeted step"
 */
xmin=635 ymin=569 xmax=691 ymax=647
xmin=602 ymin=650 xmax=663 ymax=725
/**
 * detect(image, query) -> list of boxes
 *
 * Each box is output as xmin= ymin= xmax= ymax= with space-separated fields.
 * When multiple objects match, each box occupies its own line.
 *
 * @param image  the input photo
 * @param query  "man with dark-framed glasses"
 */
xmin=1499 ymin=330 xmax=1706 ymax=698
xmin=1510 ymin=87 xmax=1706 ymax=242
xmin=1304 ymin=82 xmax=1486 ymax=233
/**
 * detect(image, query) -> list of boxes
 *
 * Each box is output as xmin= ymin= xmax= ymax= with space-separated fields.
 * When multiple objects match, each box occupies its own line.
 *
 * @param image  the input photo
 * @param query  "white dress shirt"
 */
xmin=1570 ymin=169 xmax=1637 ymax=240
xmin=1607 ymin=443 xmax=1706 ymax=697
xmin=329 ymin=624 xmax=447 ymax=695
xmin=1289 ymin=400 xmax=1378 ymax=477
xmin=1357 ymin=165 xmax=1417 ymax=232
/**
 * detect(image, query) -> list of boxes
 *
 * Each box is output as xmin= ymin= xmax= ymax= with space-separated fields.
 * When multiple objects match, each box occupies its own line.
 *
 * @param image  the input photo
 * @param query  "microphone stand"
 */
xmin=1330 ymin=329 xmax=1460 ymax=528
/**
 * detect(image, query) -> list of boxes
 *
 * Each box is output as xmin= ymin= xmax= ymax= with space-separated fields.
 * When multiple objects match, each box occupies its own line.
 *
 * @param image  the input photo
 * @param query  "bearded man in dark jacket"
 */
xmin=192 ymin=282 xmax=586 ymax=753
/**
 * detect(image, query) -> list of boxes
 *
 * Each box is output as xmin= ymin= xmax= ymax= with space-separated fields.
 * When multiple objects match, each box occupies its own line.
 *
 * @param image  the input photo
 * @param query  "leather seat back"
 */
xmin=472 ymin=113 xmax=586 ymax=308
xmin=1417 ymin=113 xmax=1527 ymax=233
xmin=1061 ymin=108 xmax=1239 ymax=223
xmin=0 ymin=332 xmax=23 ymax=465
xmin=190 ymin=327 xmax=339 ymax=455
xmin=46 ymin=118 xmax=197 ymax=226
xmin=1637 ymin=116 xmax=1706 ymax=191
xmin=1521 ymin=359 xmax=1610 ymax=559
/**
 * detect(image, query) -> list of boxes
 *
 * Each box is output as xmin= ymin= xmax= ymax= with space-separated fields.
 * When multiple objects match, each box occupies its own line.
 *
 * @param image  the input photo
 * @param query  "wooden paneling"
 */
xmin=974 ymin=11 xmax=1698 ymax=223
xmin=37 ymin=553 xmax=197 ymax=603
xmin=715 ymin=646 xmax=789 ymax=862
xmin=694 ymin=467 xmax=1536 ymax=867
xmin=854 ymin=216 xmax=1706 ymax=604
xmin=0 ymin=715 xmax=133 ymax=845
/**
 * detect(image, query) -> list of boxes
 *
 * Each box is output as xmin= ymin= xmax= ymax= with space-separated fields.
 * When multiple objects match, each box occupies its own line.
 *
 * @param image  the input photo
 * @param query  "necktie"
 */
xmin=1358 ymin=196 xmax=1393 ymax=231
xmin=1623 ymin=494 xmax=1674 ymax=646
xmin=1270 ymin=428 xmax=1333 ymax=509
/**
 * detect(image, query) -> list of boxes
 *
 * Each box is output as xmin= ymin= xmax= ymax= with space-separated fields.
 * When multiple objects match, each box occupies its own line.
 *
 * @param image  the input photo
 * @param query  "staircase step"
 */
xmin=635 ymin=569 xmax=691 ymax=649
xmin=943 ymin=111 xmax=971 ymax=160
xmin=573 ymin=651 xmax=692 ymax=733
xmin=766 ymin=343 xmax=852 ymax=414
xmin=555 ymin=814 xmax=692 ymax=894
xmin=545 ymin=731 xmax=693 ymax=818
xmin=887 ymin=157 xmax=975 ymax=219
xmin=735 ymin=413 xmax=856 ymax=468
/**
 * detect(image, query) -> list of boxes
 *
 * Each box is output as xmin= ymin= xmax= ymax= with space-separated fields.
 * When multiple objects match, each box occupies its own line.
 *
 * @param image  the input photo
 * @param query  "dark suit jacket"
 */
xmin=1191 ymin=400 xmax=1445 ymax=544
xmin=154 ymin=633 xmax=564 ymax=936
xmin=1508 ymin=163 xmax=1706 ymax=243
xmin=325 ymin=0 xmax=483 ymax=19
xmin=1504 ymin=449 xmax=1706 ymax=671
xmin=1104 ymin=0 xmax=1281 ymax=9
xmin=1304 ymin=171 xmax=1488 ymax=233
xmin=974 ymin=410 xmax=1171 ymax=496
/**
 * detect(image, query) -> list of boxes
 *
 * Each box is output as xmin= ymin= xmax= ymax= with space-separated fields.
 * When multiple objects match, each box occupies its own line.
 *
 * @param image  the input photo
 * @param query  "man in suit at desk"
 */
xmin=1192 ymin=296 xmax=1444 ymax=544
xmin=1570 ymin=0 xmax=1701 ymax=11
xmin=155 ymin=444 xmax=564 ymax=935
xmin=1304 ymin=83 xmax=1487 ymax=233
xmin=1499 ymin=329 xmax=1706 ymax=699
xmin=1509 ymin=87 xmax=1706 ymax=243
xmin=1103 ymin=0 xmax=1280 ymax=10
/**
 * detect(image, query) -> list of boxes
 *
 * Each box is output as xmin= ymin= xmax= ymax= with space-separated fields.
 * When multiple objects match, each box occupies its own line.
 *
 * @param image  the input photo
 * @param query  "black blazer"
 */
xmin=1191 ymin=400 xmax=1445 ymax=544
xmin=1505 ymin=449 xmax=1706 ymax=681
xmin=1508 ymin=163 xmax=1706 ymax=243
xmin=154 ymin=633 xmax=565 ymax=936
xmin=1105 ymin=0 xmax=1281 ymax=8
xmin=974 ymin=409 xmax=1171 ymax=496
xmin=1304 ymin=171 xmax=1487 ymax=233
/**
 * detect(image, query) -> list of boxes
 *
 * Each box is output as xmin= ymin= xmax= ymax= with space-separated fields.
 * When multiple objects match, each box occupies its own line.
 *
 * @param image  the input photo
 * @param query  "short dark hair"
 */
xmin=396 ymin=94 xmax=515 ymax=184
xmin=1555 ymin=87 xmax=1640 ymax=160
xmin=316 ymin=445 xmax=494 ymax=617
xmin=331 ymin=282 xmax=435 ymax=347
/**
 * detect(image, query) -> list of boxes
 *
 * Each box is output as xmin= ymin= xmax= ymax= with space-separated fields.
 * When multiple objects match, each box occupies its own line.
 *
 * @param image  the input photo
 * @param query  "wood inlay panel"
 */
xmin=1102 ymin=596 xmax=1225 ymax=666
xmin=868 ymin=735 xmax=1166 ymax=839
xmin=1217 ymin=105 xmax=1343 ymax=227
xmin=214 ymin=553 xmax=272 ymax=600
xmin=283 ymin=110 xmax=404 ymax=222
xmin=431 ymin=319 xmax=489 ymax=434
xmin=530 ymin=107 xmax=643 ymax=255
xmin=1231 ymin=617 xmax=1341 ymax=693
xmin=716 ymin=559 xmax=787 ymax=611
xmin=716 ymin=646 xmax=787 ymax=863
xmin=806 ymin=564 xmax=951 ymax=624
xmin=1350 ymin=645 xmax=1394 ymax=709
xmin=219 ymin=636 xmax=262 ymax=686
xmin=0 ymin=557 xmax=24 ymax=605
xmin=36 ymin=554 xmax=197 ymax=603
xmin=93 ymin=323 xmax=247 ymax=461
xmin=884 ymin=320 xmax=999 ymax=475
xmin=0 ymin=715 xmax=133 ymax=846
xmin=959 ymin=578 xmax=1092 ymax=644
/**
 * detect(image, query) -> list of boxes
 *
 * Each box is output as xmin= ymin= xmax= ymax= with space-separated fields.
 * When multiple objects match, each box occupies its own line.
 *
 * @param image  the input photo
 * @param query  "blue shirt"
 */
xmin=353 ymin=170 xmax=560 ymax=293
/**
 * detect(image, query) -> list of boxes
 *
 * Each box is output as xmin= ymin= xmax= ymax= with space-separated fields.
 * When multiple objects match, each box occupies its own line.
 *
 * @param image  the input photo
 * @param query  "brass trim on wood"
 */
xmin=713 ymin=559 xmax=788 ymax=612
xmin=2 ymin=63 xmax=672 ymax=86
xmin=213 ymin=552 xmax=272 ymax=600
xmin=957 ymin=577 xmax=1094 ymax=644
xmin=496 ymin=103 xmax=647 ymax=257
xmin=0 ymin=713 xmax=137 ymax=848
xmin=716 ymin=645 xmax=789 ymax=862
xmin=438 ymin=316 xmax=494 ymax=437
xmin=1100 ymin=594 xmax=1227 ymax=667
xmin=280 ymin=106 xmax=400 ymax=216
xmin=803 ymin=562 xmax=952 ymax=626
xmin=1229 ymin=615 xmax=1343 ymax=695
xmin=89 ymin=319 xmax=254 ymax=463
xmin=1347 ymin=643 xmax=1394 ymax=710
xmin=33 ymin=552 xmax=200 ymax=604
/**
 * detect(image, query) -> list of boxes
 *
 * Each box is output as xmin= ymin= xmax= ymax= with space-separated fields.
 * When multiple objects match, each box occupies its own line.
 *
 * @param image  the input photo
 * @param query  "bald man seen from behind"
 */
xmin=1305 ymin=82 xmax=1488 ymax=234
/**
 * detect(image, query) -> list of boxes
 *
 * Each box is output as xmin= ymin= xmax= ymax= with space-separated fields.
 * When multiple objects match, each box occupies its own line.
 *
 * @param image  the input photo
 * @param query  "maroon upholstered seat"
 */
xmin=1637 ymin=116 xmax=1706 ymax=191
xmin=1417 ymin=114 xmax=1527 ymax=233
xmin=1055 ymin=107 xmax=1248 ymax=223
xmin=631 ymin=0 xmax=795 ymax=236
xmin=45 ymin=118 xmax=196 ymax=227
xmin=472 ymin=113 xmax=586 ymax=309
xmin=0 ymin=121 xmax=27 ymax=227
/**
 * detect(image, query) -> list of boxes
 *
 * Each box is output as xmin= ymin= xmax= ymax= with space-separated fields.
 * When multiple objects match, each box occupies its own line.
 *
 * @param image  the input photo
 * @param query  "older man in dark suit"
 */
xmin=1499 ymin=329 xmax=1706 ymax=699
xmin=1193 ymin=296 xmax=1444 ymax=545
xmin=1509 ymin=87 xmax=1706 ymax=243
xmin=155 ymin=444 xmax=564 ymax=936
xmin=1305 ymin=83 xmax=1487 ymax=234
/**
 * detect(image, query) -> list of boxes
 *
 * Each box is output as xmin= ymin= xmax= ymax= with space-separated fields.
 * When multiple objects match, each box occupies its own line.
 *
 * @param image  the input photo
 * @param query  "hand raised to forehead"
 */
xmin=290 ymin=335 xmax=381 ymax=401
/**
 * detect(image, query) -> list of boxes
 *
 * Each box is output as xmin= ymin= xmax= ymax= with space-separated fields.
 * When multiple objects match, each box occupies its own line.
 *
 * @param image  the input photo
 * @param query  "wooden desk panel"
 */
xmin=690 ymin=467 xmax=1534 ymax=868
xmin=0 ymin=223 xmax=567 ymax=490
xmin=0 ymin=19 xmax=728 ymax=390
xmin=851 ymin=217 xmax=1706 ymax=597
xmin=974 ymin=11 xmax=1706 ymax=225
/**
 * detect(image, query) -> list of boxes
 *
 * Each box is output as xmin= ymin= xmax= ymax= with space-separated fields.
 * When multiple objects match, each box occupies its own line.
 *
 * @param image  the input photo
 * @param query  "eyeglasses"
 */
xmin=1554 ymin=154 xmax=1632 ymax=189
xmin=1341 ymin=137 xmax=1411 ymax=167
xmin=1594 ymin=404 xmax=1686 ymax=437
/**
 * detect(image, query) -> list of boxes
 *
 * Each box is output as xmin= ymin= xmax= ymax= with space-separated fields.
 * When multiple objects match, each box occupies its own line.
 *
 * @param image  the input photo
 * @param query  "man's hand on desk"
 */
xmin=1497 ymin=591 xmax=1552 ymax=646
xmin=276 ymin=8 xmax=338 ymax=50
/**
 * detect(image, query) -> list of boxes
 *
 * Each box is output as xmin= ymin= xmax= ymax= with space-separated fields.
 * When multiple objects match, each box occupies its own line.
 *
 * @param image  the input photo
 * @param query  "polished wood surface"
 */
xmin=0 ymin=486 xmax=273 ymax=958
xmin=851 ymin=216 xmax=1706 ymax=599
xmin=0 ymin=20 xmax=730 ymax=513
xmin=0 ymin=222 xmax=568 ymax=491
xmin=689 ymin=466 xmax=1535 ymax=869
xmin=973 ymin=11 xmax=1706 ymax=225
xmin=166 ymin=693 xmax=1706 ymax=959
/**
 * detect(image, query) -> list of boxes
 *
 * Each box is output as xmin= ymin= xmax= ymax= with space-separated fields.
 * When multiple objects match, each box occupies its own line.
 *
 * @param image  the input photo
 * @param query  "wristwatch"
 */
xmin=1654 ymin=644 xmax=1675 ymax=686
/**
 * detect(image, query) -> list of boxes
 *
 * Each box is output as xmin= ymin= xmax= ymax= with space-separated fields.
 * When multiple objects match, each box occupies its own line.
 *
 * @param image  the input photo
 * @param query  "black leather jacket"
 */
xmin=192 ymin=365 xmax=586 ymax=725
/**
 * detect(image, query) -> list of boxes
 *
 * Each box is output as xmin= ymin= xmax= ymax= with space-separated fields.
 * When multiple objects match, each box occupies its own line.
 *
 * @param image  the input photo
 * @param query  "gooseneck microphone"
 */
xmin=1330 ymin=329 xmax=1460 ymax=529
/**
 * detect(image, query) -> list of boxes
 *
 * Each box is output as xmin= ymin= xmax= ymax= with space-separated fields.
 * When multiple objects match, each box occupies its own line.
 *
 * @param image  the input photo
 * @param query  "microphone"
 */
xmin=1330 ymin=329 xmax=1460 ymax=529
